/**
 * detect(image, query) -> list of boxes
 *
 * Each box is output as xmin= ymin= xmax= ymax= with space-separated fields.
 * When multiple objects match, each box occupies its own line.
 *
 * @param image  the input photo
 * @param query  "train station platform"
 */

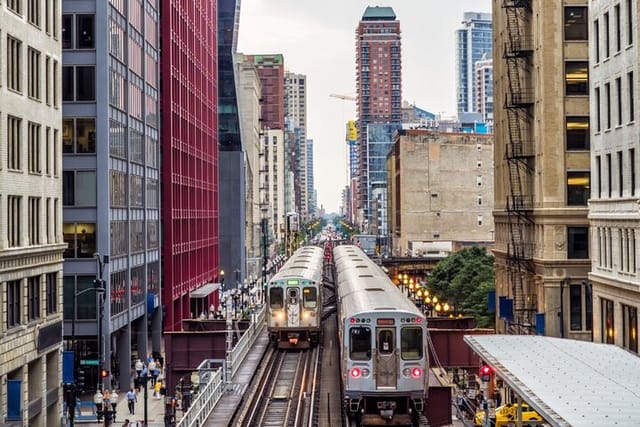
xmin=202 ymin=327 xmax=270 ymax=426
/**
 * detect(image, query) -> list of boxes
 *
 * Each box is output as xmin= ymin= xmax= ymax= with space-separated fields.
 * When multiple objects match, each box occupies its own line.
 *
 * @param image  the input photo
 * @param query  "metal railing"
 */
xmin=176 ymin=305 xmax=266 ymax=427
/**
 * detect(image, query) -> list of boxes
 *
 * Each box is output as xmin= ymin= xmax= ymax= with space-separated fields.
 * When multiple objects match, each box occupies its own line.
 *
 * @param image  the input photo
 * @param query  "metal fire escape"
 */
xmin=503 ymin=0 xmax=536 ymax=332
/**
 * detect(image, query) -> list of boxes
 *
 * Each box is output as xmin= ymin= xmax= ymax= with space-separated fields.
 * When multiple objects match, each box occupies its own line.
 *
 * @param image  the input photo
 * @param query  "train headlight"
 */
xmin=361 ymin=368 xmax=370 ymax=377
xmin=350 ymin=367 xmax=362 ymax=379
xmin=403 ymin=368 xmax=411 ymax=377
xmin=276 ymin=310 xmax=285 ymax=321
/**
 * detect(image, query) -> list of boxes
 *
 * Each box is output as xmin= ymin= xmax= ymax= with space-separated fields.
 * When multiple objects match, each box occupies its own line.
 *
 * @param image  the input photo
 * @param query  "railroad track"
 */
xmin=237 ymin=347 xmax=319 ymax=427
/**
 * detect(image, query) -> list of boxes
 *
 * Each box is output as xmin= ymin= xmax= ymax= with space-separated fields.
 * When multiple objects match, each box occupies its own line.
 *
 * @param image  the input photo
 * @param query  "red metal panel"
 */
xmin=429 ymin=328 xmax=494 ymax=369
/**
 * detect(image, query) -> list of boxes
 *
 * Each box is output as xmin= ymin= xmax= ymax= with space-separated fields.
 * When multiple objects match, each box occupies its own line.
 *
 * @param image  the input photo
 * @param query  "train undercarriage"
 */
xmin=345 ymin=394 xmax=425 ymax=426
xmin=269 ymin=328 xmax=321 ymax=349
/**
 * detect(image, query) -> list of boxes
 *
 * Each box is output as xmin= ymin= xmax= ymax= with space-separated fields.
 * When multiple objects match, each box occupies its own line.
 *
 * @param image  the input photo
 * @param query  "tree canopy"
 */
xmin=428 ymin=247 xmax=495 ymax=328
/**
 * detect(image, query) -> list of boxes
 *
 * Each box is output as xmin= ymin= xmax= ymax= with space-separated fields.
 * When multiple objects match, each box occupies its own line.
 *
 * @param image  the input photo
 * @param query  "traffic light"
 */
xmin=100 ymin=369 xmax=109 ymax=379
xmin=480 ymin=364 xmax=492 ymax=382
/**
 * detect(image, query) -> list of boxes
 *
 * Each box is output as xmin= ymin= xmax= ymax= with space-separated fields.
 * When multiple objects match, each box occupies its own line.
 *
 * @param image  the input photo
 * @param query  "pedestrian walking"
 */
xmin=122 ymin=420 xmax=130 ymax=427
xmin=134 ymin=359 xmax=143 ymax=377
xmin=126 ymin=388 xmax=136 ymax=415
xmin=148 ymin=359 xmax=157 ymax=386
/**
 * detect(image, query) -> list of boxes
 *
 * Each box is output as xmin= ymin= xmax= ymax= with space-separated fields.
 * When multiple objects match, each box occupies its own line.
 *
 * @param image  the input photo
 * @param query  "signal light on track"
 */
xmin=100 ymin=369 xmax=109 ymax=379
xmin=480 ymin=365 xmax=492 ymax=382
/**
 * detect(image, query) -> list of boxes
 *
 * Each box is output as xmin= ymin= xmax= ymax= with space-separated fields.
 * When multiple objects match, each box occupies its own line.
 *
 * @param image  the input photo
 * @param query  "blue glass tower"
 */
xmin=456 ymin=12 xmax=492 ymax=114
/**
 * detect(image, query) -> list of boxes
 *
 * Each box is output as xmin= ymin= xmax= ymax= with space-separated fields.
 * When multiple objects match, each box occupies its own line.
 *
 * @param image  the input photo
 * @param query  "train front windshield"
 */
xmin=401 ymin=327 xmax=423 ymax=360
xmin=303 ymin=287 xmax=317 ymax=308
xmin=270 ymin=287 xmax=284 ymax=309
xmin=350 ymin=327 xmax=372 ymax=360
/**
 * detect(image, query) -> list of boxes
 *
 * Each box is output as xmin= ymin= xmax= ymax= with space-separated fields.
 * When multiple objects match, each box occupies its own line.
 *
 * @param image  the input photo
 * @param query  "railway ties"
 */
xmin=239 ymin=348 xmax=319 ymax=427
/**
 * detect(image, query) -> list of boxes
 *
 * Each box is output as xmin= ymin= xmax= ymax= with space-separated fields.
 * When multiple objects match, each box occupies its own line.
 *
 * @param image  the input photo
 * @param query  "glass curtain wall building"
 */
xmin=456 ymin=12 xmax=492 ymax=114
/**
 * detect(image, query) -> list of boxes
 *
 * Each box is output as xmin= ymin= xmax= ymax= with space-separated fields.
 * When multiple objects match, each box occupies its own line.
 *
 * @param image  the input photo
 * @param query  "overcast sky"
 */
xmin=237 ymin=0 xmax=492 ymax=214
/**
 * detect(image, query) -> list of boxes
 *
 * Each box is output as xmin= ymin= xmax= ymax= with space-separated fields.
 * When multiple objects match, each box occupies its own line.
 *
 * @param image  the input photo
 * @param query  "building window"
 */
xmin=564 ymin=6 xmax=588 ymax=40
xmin=568 ymin=226 xmax=589 ymax=259
xmin=601 ymin=298 xmax=615 ymax=344
xmin=7 ymin=0 xmax=22 ymax=15
xmin=7 ymin=196 xmax=22 ymax=247
xmin=566 ymin=62 xmax=588 ymax=95
xmin=63 ymin=276 xmax=98 ymax=320
xmin=7 ymin=36 xmax=22 ymax=92
xmin=45 ymin=56 xmax=51 ymax=104
xmin=62 ymin=118 xmax=96 ymax=153
xmin=596 ymin=155 xmax=602 ymax=198
xmin=623 ymin=305 xmax=638 ymax=353
xmin=27 ymin=0 xmax=40 ymax=26
xmin=605 ymin=82 xmax=611 ymax=129
xmin=594 ymin=19 xmax=600 ymax=62
xmin=627 ymin=0 xmax=633 ymax=46
xmin=28 ymin=48 xmax=41 ymax=100
xmin=618 ymin=151 xmax=623 ymax=197
xmin=7 ymin=116 xmax=22 ymax=170
xmin=631 ymin=148 xmax=636 ymax=196
xmin=566 ymin=116 xmax=589 ymax=150
xmin=629 ymin=71 xmax=635 ymax=122
xmin=62 ymin=14 xmax=95 ymax=50
xmin=595 ymin=87 xmax=601 ymax=132
xmin=7 ymin=280 xmax=21 ymax=328
xmin=46 ymin=272 xmax=57 ymax=314
xmin=62 ymin=223 xmax=96 ymax=258
xmin=53 ymin=60 xmax=59 ymax=106
xmin=63 ymin=170 xmax=97 ymax=206
xmin=28 ymin=197 xmax=41 ymax=245
xmin=28 ymin=122 xmax=41 ymax=173
xmin=477 ymin=196 xmax=483 ymax=206
xmin=606 ymin=153 xmax=612 ymax=198
xmin=616 ymin=77 xmax=622 ymax=126
xmin=569 ymin=284 xmax=583 ymax=331
xmin=604 ymin=12 xmax=610 ymax=58
xmin=62 ymin=66 xmax=96 ymax=101
xmin=27 ymin=276 xmax=40 ymax=321
xmin=567 ymin=171 xmax=590 ymax=205
xmin=615 ymin=4 xmax=622 ymax=52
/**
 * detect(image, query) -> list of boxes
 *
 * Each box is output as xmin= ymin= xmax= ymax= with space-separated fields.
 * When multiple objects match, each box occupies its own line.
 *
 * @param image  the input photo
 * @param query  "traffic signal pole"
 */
xmin=480 ymin=365 xmax=492 ymax=427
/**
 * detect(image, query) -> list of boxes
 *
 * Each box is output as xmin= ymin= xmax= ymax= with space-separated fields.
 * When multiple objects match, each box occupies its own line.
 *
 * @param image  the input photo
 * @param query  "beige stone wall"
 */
xmin=391 ymin=130 xmax=494 ymax=256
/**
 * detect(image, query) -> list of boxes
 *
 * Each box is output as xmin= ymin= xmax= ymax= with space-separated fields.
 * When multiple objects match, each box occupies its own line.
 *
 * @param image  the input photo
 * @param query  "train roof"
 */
xmin=334 ymin=245 xmax=423 ymax=319
xmin=269 ymin=246 xmax=324 ymax=284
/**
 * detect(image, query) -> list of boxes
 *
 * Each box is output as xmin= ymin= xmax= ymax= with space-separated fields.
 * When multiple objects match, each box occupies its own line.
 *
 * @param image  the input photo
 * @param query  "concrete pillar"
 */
xmin=117 ymin=328 xmax=131 ymax=390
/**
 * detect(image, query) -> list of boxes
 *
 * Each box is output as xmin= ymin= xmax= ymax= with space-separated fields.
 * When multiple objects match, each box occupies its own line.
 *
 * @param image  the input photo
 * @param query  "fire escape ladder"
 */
xmin=503 ymin=0 xmax=535 ymax=332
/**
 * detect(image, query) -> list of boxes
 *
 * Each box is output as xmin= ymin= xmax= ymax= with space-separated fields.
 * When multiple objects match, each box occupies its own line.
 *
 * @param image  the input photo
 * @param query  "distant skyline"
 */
xmin=237 ymin=0 xmax=492 ymax=213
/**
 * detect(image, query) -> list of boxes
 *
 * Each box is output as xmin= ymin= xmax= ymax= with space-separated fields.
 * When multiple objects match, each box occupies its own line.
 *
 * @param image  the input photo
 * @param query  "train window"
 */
xmin=401 ymin=327 xmax=423 ymax=360
xmin=269 ymin=287 xmax=284 ymax=309
xmin=303 ymin=287 xmax=317 ymax=309
xmin=288 ymin=288 xmax=298 ymax=304
xmin=350 ymin=327 xmax=372 ymax=361
xmin=378 ymin=330 xmax=394 ymax=355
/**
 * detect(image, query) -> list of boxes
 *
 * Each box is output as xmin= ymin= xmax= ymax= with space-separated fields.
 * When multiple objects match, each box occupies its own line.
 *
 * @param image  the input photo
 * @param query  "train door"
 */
xmin=375 ymin=328 xmax=397 ymax=389
xmin=286 ymin=287 xmax=300 ymax=327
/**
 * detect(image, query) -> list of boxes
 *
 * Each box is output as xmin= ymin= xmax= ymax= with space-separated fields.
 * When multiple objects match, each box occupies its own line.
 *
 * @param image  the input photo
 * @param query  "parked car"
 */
xmin=474 ymin=402 xmax=543 ymax=426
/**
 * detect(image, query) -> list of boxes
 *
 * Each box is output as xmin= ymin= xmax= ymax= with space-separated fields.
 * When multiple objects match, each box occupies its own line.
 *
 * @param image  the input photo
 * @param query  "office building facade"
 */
xmin=1 ymin=3 xmax=65 ymax=425
xmin=161 ymin=0 xmax=221 ymax=328
xmin=492 ymin=1 xmax=591 ymax=339
xmin=62 ymin=0 xmax=162 ymax=389
xmin=589 ymin=0 xmax=639 ymax=353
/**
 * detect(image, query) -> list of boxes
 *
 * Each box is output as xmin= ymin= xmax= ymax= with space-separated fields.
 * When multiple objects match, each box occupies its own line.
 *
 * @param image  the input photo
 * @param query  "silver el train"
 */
xmin=334 ymin=245 xmax=427 ymax=426
xmin=267 ymin=245 xmax=324 ymax=349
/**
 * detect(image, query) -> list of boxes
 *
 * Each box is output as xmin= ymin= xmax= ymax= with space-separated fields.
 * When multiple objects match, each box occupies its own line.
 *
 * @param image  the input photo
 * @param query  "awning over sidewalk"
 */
xmin=464 ymin=334 xmax=640 ymax=426
xmin=189 ymin=282 xmax=220 ymax=298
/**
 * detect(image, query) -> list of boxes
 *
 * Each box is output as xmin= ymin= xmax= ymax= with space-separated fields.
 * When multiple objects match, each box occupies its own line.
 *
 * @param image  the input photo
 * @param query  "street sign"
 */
xmin=80 ymin=359 xmax=99 ymax=366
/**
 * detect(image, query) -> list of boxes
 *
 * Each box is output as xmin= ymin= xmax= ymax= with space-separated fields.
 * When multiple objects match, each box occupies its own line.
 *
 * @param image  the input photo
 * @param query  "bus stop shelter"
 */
xmin=464 ymin=334 xmax=640 ymax=426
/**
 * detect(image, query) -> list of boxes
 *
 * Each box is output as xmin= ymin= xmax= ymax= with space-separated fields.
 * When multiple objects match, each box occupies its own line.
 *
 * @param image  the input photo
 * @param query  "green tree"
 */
xmin=428 ymin=247 xmax=495 ymax=328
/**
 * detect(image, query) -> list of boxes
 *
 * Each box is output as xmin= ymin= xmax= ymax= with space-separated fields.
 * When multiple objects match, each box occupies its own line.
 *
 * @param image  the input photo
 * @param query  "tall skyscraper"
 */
xmin=456 ymin=12 xmax=492 ymax=114
xmin=589 ymin=0 xmax=639 ymax=353
xmin=161 ymin=0 xmax=220 ymax=331
xmin=492 ymin=1 xmax=590 ymax=338
xmin=61 ymin=0 xmax=162 ymax=389
xmin=1 ymin=4 xmax=65 ymax=425
xmin=474 ymin=55 xmax=493 ymax=127
xmin=285 ymin=72 xmax=309 ymax=220
xmin=355 ymin=6 xmax=402 ymax=227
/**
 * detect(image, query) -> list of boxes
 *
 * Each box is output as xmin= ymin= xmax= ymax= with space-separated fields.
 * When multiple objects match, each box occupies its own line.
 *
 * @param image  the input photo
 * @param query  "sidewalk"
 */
xmin=74 ymin=383 xmax=170 ymax=426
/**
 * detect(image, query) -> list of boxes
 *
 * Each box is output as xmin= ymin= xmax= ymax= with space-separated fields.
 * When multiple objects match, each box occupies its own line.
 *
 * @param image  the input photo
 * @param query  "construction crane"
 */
xmin=329 ymin=93 xmax=357 ymax=101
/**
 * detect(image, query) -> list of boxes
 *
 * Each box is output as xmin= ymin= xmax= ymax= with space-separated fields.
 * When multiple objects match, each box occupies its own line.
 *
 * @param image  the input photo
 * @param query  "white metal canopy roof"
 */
xmin=464 ymin=334 xmax=640 ymax=426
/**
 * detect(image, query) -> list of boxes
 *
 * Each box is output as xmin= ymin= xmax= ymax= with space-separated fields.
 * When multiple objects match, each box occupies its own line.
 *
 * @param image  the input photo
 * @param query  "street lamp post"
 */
xmin=93 ymin=253 xmax=109 ymax=391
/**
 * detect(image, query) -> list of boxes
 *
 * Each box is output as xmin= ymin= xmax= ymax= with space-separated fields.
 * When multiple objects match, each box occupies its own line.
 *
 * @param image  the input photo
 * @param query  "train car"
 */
xmin=267 ymin=245 xmax=324 ymax=349
xmin=334 ymin=245 xmax=427 ymax=426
